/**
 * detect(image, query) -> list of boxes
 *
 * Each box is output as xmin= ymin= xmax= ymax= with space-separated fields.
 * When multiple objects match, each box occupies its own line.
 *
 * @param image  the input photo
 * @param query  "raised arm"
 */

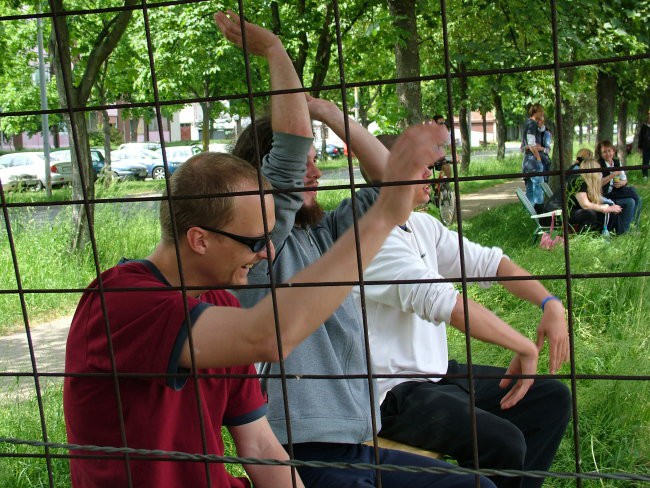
xmin=215 ymin=10 xmax=311 ymax=138
xmin=307 ymin=96 xmax=390 ymax=182
xmin=181 ymin=123 xmax=445 ymax=368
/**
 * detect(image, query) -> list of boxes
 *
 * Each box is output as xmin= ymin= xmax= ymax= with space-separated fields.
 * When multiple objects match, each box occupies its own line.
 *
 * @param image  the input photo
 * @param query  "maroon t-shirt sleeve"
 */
xmin=222 ymin=363 xmax=267 ymax=426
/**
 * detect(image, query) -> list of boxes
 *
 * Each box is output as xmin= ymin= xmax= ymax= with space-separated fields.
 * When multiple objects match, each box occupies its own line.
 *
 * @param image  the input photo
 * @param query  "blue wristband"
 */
xmin=541 ymin=295 xmax=561 ymax=311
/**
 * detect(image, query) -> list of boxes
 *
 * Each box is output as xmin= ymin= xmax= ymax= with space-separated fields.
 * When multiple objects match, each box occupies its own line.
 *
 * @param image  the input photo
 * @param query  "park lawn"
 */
xmin=0 ymin=166 xmax=647 ymax=487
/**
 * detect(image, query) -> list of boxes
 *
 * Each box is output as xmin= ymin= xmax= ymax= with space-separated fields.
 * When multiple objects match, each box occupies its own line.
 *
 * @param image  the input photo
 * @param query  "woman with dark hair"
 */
xmin=596 ymin=140 xmax=642 ymax=232
xmin=567 ymin=158 xmax=623 ymax=234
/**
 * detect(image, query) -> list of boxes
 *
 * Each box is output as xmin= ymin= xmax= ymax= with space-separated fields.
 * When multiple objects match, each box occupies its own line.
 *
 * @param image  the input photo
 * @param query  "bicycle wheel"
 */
xmin=438 ymin=183 xmax=456 ymax=226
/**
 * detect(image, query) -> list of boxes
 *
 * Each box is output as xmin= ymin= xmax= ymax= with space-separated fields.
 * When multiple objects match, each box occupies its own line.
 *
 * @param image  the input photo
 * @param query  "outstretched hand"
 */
xmin=377 ymin=123 xmax=448 ymax=225
xmin=214 ymin=10 xmax=281 ymax=58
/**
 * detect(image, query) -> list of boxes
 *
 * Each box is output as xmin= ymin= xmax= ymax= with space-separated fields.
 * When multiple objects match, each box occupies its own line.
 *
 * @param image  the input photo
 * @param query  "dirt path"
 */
xmin=0 ymin=179 xmax=523 ymax=396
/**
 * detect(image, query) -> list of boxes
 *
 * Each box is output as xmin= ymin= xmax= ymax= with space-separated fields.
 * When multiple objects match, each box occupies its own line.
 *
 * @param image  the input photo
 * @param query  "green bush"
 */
xmin=88 ymin=128 xmax=122 ymax=148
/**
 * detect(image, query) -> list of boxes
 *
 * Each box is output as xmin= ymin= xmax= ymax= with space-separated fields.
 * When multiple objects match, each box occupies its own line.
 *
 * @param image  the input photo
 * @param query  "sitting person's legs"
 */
xmin=570 ymin=208 xmax=604 ymax=232
xmin=609 ymin=197 xmax=635 ymax=233
xmin=379 ymin=361 xmax=570 ymax=488
xmin=291 ymin=442 xmax=494 ymax=488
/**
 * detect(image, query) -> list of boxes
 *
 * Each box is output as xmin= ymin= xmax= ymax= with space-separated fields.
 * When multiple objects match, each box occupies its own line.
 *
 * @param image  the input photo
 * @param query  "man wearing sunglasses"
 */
xmin=63 ymin=12 xmax=449 ymax=488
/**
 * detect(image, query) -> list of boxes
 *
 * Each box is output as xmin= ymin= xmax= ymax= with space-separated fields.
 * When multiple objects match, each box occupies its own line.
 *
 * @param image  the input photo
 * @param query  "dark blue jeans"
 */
xmin=290 ymin=442 xmax=495 ymax=488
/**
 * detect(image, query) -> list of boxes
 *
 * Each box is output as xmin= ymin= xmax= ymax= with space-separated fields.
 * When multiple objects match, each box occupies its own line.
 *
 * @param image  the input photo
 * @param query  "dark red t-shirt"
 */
xmin=64 ymin=260 xmax=266 ymax=487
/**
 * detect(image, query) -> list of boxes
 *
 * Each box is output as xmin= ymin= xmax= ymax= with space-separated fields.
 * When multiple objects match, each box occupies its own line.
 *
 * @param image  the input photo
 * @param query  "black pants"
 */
xmin=379 ymin=361 xmax=571 ymax=488
xmin=569 ymin=208 xmax=621 ymax=234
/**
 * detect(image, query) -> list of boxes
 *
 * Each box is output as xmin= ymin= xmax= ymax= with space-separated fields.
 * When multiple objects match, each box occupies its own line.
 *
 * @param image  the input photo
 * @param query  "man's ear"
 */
xmin=186 ymin=227 xmax=210 ymax=255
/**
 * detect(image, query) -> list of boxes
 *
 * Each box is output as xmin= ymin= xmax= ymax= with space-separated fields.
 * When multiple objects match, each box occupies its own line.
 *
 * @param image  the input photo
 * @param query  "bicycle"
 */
xmin=430 ymin=160 xmax=456 ymax=226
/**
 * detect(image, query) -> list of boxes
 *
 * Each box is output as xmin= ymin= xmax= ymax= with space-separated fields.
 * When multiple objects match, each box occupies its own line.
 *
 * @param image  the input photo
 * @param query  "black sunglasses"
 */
xmin=194 ymin=225 xmax=273 ymax=253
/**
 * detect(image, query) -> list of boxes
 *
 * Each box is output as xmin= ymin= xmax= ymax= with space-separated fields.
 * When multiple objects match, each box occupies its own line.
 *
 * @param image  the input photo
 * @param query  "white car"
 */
xmin=0 ymin=152 xmax=68 ymax=190
xmin=118 ymin=142 xmax=161 ymax=152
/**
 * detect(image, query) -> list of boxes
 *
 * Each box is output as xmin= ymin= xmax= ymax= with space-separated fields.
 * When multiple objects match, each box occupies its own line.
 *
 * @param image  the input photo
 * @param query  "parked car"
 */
xmin=53 ymin=148 xmax=148 ymax=181
xmin=152 ymin=145 xmax=202 ymax=179
xmin=105 ymin=149 xmax=151 ymax=180
xmin=52 ymin=149 xmax=102 ymax=181
xmin=118 ymin=142 xmax=161 ymax=152
xmin=111 ymin=148 xmax=170 ymax=180
xmin=0 ymin=152 xmax=67 ymax=190
xmin=315 ymin=143 xmax=345 ymax=159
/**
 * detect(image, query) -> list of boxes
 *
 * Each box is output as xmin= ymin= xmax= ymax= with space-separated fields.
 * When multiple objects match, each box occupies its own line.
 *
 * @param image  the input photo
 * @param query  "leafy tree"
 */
xmin=49 ymin=0 xmax=138 ymax=249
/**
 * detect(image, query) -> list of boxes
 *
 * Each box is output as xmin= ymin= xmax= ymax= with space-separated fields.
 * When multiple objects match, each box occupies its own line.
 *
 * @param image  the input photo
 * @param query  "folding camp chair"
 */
xmin=516 ymin=187 xmax=563 ymax=243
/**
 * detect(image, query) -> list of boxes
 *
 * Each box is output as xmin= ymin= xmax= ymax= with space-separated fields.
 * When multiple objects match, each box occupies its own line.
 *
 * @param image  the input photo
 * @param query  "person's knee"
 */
xmin=548 ymin=380 xmax=572 ymax=425
xmin=476 ymin=423 xmax=527 ymax=469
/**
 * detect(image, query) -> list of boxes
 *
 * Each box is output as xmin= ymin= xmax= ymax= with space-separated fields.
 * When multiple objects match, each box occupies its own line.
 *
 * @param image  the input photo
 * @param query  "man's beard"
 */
xmin=295 ymin=201 xmax=325 ymax=227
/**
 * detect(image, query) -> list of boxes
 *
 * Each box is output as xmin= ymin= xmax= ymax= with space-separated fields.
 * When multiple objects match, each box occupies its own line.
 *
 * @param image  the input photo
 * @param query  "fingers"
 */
xmin=214 ymin=10 xmax=243 ymax=46
xmin=500 ymin=379 xmax=534 ymax=409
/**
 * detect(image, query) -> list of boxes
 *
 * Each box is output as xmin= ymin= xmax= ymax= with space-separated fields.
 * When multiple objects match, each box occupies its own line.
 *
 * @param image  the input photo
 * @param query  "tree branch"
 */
xmin=78 ymin=0 xmax=139 ymax=104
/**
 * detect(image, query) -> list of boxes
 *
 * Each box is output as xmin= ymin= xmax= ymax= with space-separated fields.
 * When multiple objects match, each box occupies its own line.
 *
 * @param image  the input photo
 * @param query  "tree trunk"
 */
xmin=52 ymin=125 xmax=60 ymax=148
xmin=66 ymin=111 xmax=95 ymax=251
xmin=458 ymin=63 xmax=470 ymax=172
xmin=596 ymin=70 xmax=617 ymax=143
xmin=201 ymin=101 xmax=212 ymax=151
xmin=388 ymin=0 xmax=422 ymax=127
xmin=129 ymin=118 xmax=138 ymax=141
xmin=578 ymin=116 xmax=583 ymax=144
xmin=550 ymin=68 xmax=575 ymax=192
xmin=617 ymin=99 xmax=628 ymax=165
xmin=481 ymin=110 xmax=487 ymax=146
xmin=492 ymin=90 xmax=506 ymax=160
xmin=102 ymin=109 xmax=112 ymax=166
xmin=632 ymin=87 xmax=650 ymax=150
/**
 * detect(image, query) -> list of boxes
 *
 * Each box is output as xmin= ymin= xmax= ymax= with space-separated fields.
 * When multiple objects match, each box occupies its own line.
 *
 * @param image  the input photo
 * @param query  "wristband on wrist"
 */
xmin=541 ymin=295 xmax=561 ymax=311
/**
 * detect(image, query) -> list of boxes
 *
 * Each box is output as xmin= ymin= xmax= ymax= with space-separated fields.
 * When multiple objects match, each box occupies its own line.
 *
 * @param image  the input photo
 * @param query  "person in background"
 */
xmin=430 ymin=114 xmax=453 ymax=179
xmin=521 ymin=104 xmax=546 ymax=212
xmin=538 ymin=117 xmax=552 ymax=182
xmin=596 ymin=140 xmax=642 ymax=232
xmin=567 ymin=156 xmax=623 ymax=234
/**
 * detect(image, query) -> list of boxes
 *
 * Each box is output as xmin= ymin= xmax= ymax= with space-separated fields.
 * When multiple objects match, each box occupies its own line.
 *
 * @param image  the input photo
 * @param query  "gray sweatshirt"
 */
xmin=233 ymin=132 xmax=380 ymax=445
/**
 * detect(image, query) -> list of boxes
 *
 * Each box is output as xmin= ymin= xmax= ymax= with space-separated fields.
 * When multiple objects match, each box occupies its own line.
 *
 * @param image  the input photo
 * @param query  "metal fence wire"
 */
xmin=0 ymin=1 xmax=648 ymax=487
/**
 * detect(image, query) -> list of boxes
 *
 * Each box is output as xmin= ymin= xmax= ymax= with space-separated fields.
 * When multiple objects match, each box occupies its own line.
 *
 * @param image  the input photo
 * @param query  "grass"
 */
xmin=0 ymin=161 xmax=648 ymax=486
xmin=0 ymin=203 xmax=160 ymax=334
xmin=451 ymin=181 xmax=650 ymax=487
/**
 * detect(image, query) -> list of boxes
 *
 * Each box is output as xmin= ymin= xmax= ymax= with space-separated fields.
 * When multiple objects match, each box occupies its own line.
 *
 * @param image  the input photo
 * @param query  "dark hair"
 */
xmin=159 ymin=152 xmax=270 ymax=243
xmin=376 ymin=134 xmax=399 ymax=150
xmin=432 ymin=114 xmax=445 ymax=123
xmin=528 ymin=103 xmax=544 ymax=117
xmin=595 ymin=140 xmax=615 ymax=160
xmin=231 ymin=116 xmax=273 ymax=167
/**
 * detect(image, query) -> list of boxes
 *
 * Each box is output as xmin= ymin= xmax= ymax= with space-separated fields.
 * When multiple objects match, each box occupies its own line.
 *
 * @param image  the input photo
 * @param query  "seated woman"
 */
xmin=596 ymin=140 xmax=642 ymax=232
xmin=568 ymin=157 xmax=623 ymax=234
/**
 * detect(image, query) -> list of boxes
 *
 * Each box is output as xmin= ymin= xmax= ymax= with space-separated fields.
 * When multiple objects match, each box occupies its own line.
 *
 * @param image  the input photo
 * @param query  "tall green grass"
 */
xmin=0 ymin=204 xmax=160 ymax=334
xmin=451 ymin=183 xmax=649 ymax=486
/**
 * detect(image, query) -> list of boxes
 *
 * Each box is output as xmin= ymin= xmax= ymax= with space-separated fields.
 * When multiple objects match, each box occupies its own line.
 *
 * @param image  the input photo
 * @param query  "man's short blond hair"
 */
xmin=159 ymin=152 xmax=271 ymax=242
